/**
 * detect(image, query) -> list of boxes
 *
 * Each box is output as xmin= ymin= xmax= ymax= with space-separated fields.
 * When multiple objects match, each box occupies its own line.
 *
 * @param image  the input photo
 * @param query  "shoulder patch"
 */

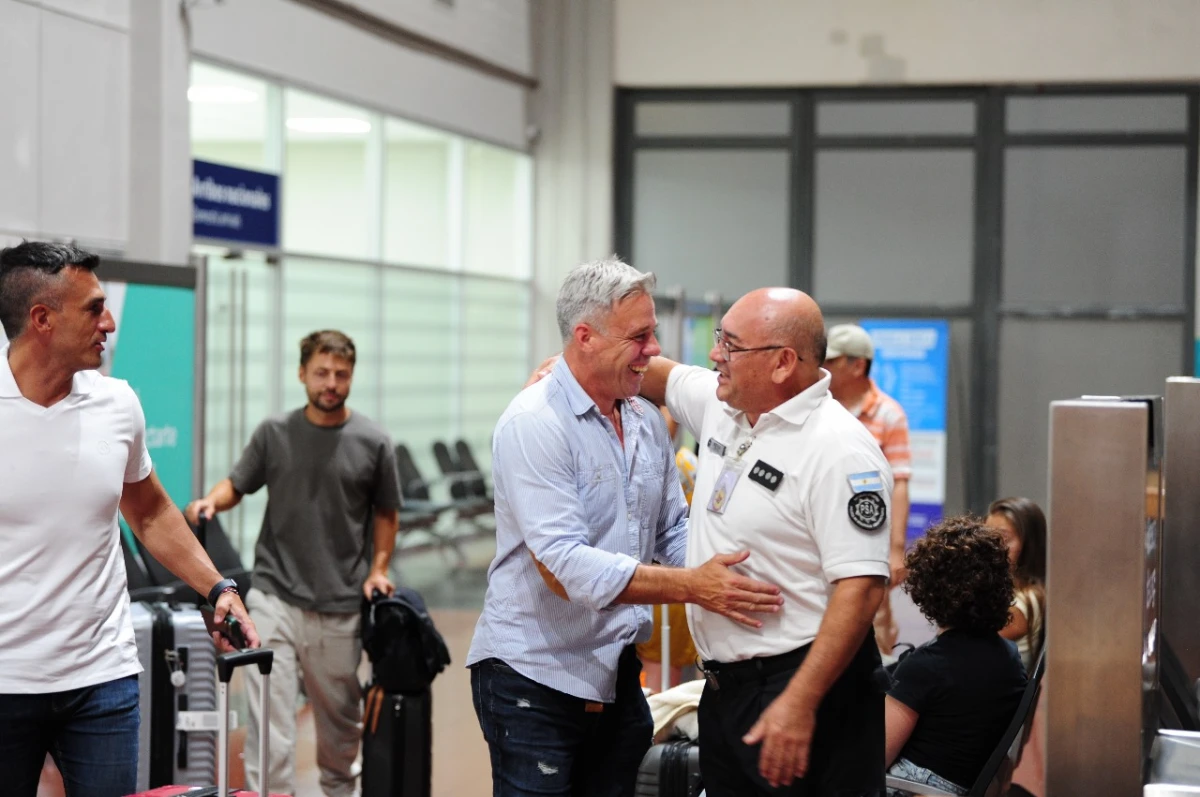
xmin=848 ymin=492 xmax=887 ymax=531
xmin=848 ymin=471 xmax=884 ymax=494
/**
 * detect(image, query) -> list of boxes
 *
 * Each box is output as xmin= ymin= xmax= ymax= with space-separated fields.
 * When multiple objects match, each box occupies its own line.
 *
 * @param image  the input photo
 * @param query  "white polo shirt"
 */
xmin=0 ymin=346 xmax=153 ymax=692
xmin=666 ymin=365 xmax=891 ymax=664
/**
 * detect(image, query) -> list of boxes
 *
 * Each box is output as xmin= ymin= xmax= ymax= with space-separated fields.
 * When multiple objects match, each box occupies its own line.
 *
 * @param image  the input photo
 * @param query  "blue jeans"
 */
xmin=471 ymin=648 xmax=653 ymax=797
xmin=0 ymin=674 xmax=140 ymax=797
xmin=887 ymin=757 xmax=968 ymax=796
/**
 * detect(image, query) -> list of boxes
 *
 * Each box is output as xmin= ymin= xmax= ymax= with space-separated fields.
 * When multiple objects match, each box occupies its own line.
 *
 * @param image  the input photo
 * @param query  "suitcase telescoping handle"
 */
xmin=216 ymin=648 xmax=274 ymax=797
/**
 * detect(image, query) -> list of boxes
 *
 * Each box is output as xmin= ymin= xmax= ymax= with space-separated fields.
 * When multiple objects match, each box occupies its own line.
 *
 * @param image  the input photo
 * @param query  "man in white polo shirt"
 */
xmin=0 ymin=241 xmax=260 ymax=797
xmin=640 ymin=287 xmax=891 ymax=796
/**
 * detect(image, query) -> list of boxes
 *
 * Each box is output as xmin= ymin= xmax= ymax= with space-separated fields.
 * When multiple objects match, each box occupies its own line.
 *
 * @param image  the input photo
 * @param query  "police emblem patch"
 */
xmin=848 ymin=492 xmax=887 ymax=531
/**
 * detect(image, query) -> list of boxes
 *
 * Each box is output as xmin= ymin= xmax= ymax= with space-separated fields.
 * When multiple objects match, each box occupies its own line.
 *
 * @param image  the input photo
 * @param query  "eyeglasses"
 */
xmin=713 ymin=328 xmax=793 ymax=360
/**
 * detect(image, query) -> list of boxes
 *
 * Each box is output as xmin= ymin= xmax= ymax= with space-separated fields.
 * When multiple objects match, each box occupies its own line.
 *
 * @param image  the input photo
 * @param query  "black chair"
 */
xmin=395 ymin=443 xmax=456 ymax=519
xmin=454 ymin=439 xmax=493 ymax=503
xmin=125 ymin=514 xmax=252 ymax=605
xmin=393 ymin=443 xmax=464 ymax=557
xmin=432 ymin=440 xmax=493 ymax=520
xmin=886 ymin=648 xmax=1046 ymax=797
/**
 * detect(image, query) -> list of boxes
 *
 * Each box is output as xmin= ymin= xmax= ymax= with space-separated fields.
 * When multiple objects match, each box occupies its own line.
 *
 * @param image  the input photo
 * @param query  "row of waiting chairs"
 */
xmin=394 ymin=440 xmax=495 ymax=565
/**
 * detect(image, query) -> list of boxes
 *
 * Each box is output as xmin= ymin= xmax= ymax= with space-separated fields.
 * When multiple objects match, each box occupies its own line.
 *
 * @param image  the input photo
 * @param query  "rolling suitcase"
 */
xmin=361 ymin=684 xmax=433 ymax=797
xmin=637 ymin=606 xmax=703 ymax=797
xmin=128 ymin=646 xmax=288 ymax=797
xmin=149 ymin=601 xmax=221 ymax=787
xmin=636 ymin=738 xmax=703 ymax=797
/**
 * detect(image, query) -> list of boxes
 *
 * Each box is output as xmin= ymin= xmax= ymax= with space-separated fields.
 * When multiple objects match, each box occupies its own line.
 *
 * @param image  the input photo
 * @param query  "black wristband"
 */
xmin=207 ymin=578 xmax=239 ymax=609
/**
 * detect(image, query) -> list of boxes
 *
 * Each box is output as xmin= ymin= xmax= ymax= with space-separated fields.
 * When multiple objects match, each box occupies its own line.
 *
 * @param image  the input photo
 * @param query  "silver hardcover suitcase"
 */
xmin=143 ymin=602 xmax=220 ymax=787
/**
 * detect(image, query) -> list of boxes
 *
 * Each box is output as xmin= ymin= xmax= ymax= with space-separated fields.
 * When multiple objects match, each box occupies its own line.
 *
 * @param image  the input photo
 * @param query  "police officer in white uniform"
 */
xmin=641 ymin=287 xmax=891 ymax=796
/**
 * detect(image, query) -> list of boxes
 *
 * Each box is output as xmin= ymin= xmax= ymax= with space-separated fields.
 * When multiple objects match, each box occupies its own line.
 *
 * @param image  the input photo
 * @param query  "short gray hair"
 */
xmin=556 ymin=256 xmax=657 ymax=342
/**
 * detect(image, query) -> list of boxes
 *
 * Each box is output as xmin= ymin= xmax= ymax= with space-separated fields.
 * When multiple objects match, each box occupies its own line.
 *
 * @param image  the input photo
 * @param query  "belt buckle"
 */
xmin=703 ymin=669 xmax=720 ymax=691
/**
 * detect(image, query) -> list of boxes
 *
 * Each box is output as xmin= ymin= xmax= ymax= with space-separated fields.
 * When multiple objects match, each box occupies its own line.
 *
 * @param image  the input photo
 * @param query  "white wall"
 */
xmin=614 ymin=0 xmax=1200 ymax=86
xmin=529 ymin=0 xmax=616 ymax=359
xmin=187 ymin=0 xmax=529 ymax=151
xmin=346 ymin=0 xmax=532 ymax=78
xmin=0 ymin=0 xmax=130 ymax=252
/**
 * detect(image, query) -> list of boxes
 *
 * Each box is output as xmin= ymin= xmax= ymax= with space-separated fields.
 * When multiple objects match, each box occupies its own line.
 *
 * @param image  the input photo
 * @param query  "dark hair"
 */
xmin=775 ymin=310 xmax=827 ymax=367
xmin=299 ymin=329 xmax=356 ymax=368
xmin=904 ymin=515 xmax=1015 ymax=633
xmin=987 ymin=496 xmax=1047 ymax=590
xmin=0 ymin=241 xmax=100 ymax=339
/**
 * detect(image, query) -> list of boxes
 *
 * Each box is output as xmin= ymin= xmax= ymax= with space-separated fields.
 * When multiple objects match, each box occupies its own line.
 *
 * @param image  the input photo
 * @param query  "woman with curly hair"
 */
xmin=885 ymin=516 xmax=1028 ymax=796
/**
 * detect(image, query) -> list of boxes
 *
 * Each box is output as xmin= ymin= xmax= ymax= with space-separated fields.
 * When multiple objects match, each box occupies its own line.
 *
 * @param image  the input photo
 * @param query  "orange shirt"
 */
xmin=855 ymin=380 xmax=912 ymax=481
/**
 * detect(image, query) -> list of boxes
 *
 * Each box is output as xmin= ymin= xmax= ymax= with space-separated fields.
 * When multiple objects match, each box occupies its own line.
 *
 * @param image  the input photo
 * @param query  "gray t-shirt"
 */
xmin=230 ymin=408 xmax=402 ymax=613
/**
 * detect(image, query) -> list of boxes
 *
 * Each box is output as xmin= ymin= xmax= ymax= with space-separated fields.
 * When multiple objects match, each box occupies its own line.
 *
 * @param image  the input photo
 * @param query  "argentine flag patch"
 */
xmin=847 ymin=471 xmax=884 ymax=494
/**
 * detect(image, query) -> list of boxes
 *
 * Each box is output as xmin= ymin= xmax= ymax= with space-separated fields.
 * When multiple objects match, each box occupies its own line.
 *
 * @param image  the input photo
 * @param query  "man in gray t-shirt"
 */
xmin=187 ymin=329 xmax=401 ymax=797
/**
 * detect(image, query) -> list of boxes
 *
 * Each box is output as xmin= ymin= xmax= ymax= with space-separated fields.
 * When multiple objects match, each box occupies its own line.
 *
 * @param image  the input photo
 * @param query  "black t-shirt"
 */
xmin=887 ymin=629 xmax=1026 ymax=788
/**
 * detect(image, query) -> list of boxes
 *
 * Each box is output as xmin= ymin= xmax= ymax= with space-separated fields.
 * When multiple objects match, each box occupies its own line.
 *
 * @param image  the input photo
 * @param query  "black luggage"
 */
xmin=125 ymin=515 xmax=251 ymax=605
xmin=361 ymin=685 xmax=433 ymax=797
xmin=636 ymin=738 xmax=703 ymax=797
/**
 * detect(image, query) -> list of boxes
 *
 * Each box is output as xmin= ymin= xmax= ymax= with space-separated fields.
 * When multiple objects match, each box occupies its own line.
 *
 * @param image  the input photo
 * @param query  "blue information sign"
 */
xmin=859 ymin=319 xmax=951 ymax=542
xmin=192 ymin=159 xmax=280 ymax=247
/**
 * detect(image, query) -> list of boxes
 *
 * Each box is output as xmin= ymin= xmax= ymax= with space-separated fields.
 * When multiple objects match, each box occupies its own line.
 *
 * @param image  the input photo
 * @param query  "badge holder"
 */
xmin=707 ymin=457 xmax=747 ymax=515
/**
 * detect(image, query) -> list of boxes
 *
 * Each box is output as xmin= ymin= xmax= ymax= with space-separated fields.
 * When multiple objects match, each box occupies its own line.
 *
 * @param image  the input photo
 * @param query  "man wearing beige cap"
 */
xmin=825 ymin=324 xmax=911 ymax=655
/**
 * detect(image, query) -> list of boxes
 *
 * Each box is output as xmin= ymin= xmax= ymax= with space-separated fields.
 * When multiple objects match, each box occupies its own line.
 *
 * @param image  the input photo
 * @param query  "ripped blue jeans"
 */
xmin=887 ymin=757 xmax=968 ymax=796
xmin=470 ymin=648 xmax=653 ymax=797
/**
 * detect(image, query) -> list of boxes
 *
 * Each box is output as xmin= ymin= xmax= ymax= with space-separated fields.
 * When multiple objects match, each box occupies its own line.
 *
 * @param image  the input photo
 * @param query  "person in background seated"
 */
xmin=985 ymin=497 xmax=1046 ymax=674
xmin=637 ymin=407 xmax=699 ymax=692
xmin=886 ymin=517 xmax=1027 ymax=797
xmin=987 ymin=497 xmax=1048 ymax=797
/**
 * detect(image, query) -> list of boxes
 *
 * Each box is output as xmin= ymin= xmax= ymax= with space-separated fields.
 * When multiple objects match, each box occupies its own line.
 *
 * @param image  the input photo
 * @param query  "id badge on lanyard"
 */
xmin=707 ymin=438 xmax=753 ymax=515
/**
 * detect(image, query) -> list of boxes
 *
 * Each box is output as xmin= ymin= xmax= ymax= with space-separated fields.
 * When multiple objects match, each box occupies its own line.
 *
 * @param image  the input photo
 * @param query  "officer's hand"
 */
xmin=743 ymin=690 xmax=815 ymax=788
xmin=688 ymin=551 xmax=782 ymax=627
xmin=362 ymin=570 xmax=395 ymax=600
xmin=185 ymin=498 xmax=216 ymax=526
xmin=524 ymin=354 xmax=560 ymax=388
xmin=211 ymin=591 xmax=261 ymax=652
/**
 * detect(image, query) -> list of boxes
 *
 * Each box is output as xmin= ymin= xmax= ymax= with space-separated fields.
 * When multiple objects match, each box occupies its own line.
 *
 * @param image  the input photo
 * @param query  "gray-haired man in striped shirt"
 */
xmin=467 ymin=257 xmax=783 ymax=797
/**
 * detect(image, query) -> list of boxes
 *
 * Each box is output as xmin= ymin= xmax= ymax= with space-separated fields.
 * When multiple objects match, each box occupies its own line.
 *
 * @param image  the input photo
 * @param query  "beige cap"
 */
xmin=826 ymin=324 xmax=875 ymax=360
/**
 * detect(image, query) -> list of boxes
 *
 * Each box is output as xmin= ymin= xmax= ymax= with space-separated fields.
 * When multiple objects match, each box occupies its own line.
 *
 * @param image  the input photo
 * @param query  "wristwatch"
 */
xmin=207 ymin=578 xmax=239 ymax=609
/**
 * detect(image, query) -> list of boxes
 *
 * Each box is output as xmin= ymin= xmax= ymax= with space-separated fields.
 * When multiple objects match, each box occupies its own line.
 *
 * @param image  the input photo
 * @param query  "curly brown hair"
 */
xmin=904 ymin=515 xmax=1014 ymax=633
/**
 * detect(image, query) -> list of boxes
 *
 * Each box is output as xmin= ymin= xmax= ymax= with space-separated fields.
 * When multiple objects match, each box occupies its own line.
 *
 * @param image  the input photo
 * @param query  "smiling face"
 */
xmin=581 ymin=291 xmax=661 ymax=405
xmin=709 ymin=298 xmax=788 ymax=413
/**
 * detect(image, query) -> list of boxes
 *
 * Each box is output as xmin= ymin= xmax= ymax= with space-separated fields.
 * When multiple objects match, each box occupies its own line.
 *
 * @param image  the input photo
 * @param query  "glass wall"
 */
xmin=618 ymin=88 xmax=1196 ymax=514
xmin=190 ymin=63 xmax=274 ymax=172
xmin=190 ymin=62 xmax=533 ymax=556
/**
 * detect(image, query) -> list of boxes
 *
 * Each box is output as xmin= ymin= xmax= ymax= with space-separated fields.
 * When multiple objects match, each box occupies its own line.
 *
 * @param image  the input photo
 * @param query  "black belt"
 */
xmin=701 ymin=644 xmax=811 ymax=691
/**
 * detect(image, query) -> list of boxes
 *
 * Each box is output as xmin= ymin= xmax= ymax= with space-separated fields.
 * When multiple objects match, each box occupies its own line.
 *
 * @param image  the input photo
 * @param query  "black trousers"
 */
xmin=697 ymin=635 xmax=885 ymax=797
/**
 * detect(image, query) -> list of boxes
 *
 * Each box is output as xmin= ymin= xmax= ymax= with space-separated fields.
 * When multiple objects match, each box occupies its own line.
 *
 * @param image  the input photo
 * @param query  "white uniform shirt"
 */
xmin=0 ymin=346 xmax=153 ymax=692
xmin=666 ymin=366 xmax=892 ymax=664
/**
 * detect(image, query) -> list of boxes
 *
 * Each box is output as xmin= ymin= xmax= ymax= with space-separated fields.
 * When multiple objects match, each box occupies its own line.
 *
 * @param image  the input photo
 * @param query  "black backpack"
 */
xmin=362 ymin=587 xmax=452 ymax=694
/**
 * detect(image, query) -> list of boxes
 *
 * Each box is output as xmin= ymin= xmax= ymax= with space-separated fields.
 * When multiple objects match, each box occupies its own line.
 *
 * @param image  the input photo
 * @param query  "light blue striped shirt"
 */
xmin=466 ymin=358 xmax=690 ymax=702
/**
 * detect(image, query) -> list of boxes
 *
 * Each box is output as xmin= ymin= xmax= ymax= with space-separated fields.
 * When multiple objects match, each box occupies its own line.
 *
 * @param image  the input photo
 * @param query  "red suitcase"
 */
xmin=127 ymin=647 xmax=289 ymax=797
